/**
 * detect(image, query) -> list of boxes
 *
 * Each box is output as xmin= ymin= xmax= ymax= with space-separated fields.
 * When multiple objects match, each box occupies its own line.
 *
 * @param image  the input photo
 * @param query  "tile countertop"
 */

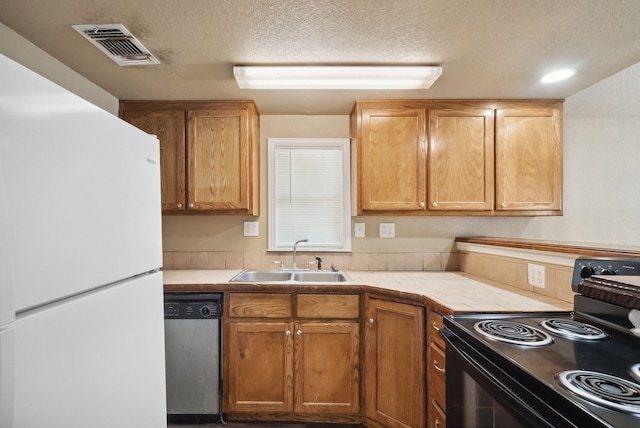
xmin=163 ymin=269 xmax=573 ymax=315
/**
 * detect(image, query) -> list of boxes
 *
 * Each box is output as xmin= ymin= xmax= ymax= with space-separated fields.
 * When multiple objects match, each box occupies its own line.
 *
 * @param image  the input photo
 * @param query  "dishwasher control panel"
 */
xmin=164 ymin=293 xmax=222 ymax=319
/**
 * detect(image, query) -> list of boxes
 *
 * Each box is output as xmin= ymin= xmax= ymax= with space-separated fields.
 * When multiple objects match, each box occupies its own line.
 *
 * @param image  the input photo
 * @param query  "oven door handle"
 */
xmin=441 ymin=328 xmax=577 ymax=428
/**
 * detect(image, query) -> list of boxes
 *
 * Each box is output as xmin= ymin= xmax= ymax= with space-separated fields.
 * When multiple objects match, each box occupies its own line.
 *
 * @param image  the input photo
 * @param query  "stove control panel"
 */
xmin=572 ymin=256 xmax=640 ymax=289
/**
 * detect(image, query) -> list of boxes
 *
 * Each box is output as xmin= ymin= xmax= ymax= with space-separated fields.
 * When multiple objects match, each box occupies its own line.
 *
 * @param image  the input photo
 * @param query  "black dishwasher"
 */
xmin=164 ymin=293 xmax=223 ymax=423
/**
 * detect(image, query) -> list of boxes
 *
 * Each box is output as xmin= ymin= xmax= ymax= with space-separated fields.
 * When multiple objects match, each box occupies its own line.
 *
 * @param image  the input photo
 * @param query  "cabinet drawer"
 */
xmin=428 ymin=341 xmax=446 ymax=411
xmin=428 ymin=311 xmax=445 ymax=349
xmin=228 ymin=293 xmax=292 ymax=318
xmin=297 ymin=294 xmax=360 ymax=319
xmin=427 ymin=397 xmax=446 ymax=428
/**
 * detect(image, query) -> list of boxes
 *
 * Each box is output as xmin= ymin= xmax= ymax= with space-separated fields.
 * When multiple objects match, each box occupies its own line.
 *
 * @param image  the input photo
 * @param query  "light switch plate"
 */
xmin=354 ymin=223 xmax=365 ymax=238
xmin=527 ymin=263 xmax=545 ymax=288
xmin=244 ymin=221 xmax=259 ymax=237
xmin=379 ymin=223 xmax=395 ymax=238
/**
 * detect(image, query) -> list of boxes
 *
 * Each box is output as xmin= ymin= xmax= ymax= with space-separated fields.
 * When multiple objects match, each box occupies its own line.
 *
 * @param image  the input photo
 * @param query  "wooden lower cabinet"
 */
xmin=427 ymin=311 xmax=446 ymax=427
xmin=364 ymin=297 xmax=425 ymax=428
xmin=428 ymin=398 xmax=446 ymax=428
xmin=225 ymin=293 xmax=360 ymax=417
xmin=226 ymin=321 xmax=293 ymax=412
xmin=294 ymin=321 xmax=360 ymax=414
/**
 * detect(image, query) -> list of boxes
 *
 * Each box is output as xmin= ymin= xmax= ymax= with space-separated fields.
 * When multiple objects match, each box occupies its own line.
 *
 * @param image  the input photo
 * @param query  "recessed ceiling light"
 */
xmin=540 ymin=69 xmax=575 ymax=83
xmin=233 ymin=65 xmax=443 ymax=89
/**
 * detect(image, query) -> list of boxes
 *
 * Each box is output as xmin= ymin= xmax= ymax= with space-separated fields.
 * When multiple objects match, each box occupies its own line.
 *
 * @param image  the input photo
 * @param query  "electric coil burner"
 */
xmin=556 ymin=370 xmax=640 ymax=414
xmin=540 ymin=318 xmax=609 ymax=340
xmin=443 ymin=256 xmax=640 ymax=428
xmin=474 ymin=319 xmax=553 ymax=346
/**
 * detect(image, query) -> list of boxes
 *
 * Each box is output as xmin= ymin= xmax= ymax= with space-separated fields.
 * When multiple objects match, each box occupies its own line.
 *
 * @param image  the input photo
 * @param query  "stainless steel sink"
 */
xmin=230 ymin=270 xmax=293 ymax=282
xmin=293 ymin=271 xmax=349 ymax=282
xmin=229 ymin=270 xmax=349 ymax=283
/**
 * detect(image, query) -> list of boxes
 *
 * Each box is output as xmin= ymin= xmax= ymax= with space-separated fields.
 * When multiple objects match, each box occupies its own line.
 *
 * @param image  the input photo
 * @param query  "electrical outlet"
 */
xmin=243 ymin=221 xmax=259 ymax=237
xmin=379 ymin=223 xmax=395 ymax=238
xmin=527 ymin=263 xmax=545 ymax=288
xmin=354 ymin=223 xmax=365 ymax=238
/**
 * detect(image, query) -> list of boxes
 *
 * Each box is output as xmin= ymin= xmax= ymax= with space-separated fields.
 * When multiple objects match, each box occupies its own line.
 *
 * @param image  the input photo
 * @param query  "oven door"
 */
xmin=442 ymin=328 xmax=579 ymax=428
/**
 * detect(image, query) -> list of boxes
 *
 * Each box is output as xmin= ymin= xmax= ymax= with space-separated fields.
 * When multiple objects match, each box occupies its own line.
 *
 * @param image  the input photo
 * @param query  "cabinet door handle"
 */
xmin=433 ymin=360 xmax=445 ymax=374
xmin=296 ymin=330 xmax=302 ymax=336
xmin=177 ymin=203 xmax=183 ymax=208
xmin=368 ymin=318 xmax=374 ymax=324
xmin=285 ymin=330 xmax=291 ymax=336
xmin=431 ymin=322 xmax=441 ymax=332
xmin=435 ymin=418 xmax=441 ymax=428
xmin=419 ymin=201 xmax=426 ymax=208
xmin=188 ymin=203 xmax=194 ymax=208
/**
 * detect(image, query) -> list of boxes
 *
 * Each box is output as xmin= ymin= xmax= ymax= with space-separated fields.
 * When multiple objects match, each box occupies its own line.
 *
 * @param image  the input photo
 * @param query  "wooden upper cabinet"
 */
xmin=428 ymin=107 xmax=494 ymax=211
xmin=354 ymin=102 xmax=427 ymax=212
xmin=121 ymin=110 xmax=186 ymax=212
xmin=495 ymin=105 xmax=562 ymax=212
xmin=120 ymin=100 xmax=259 ymax=215
xmin=188 ymin=108 xmax=249 ymax=211
xmin=351 ymin=99 xmax=563 ymax=216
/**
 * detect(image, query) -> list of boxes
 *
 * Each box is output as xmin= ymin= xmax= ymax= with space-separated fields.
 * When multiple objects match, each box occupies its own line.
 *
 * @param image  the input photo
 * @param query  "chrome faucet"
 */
xmin=292 ymin=239 xmax=308 ymax=269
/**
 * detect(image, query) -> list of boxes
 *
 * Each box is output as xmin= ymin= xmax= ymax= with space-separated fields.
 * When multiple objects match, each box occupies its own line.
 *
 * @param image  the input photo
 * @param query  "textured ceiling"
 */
xmin=1 ymin=0 xmax=640 ymax=114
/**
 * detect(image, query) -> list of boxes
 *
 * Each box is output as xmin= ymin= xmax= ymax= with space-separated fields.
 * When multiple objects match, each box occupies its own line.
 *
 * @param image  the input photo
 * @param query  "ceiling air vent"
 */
xmin=72 ymin=23 xmax=159 ymax=66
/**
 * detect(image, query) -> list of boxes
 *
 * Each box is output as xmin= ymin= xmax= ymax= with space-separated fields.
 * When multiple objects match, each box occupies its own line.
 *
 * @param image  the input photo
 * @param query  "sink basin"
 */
xmin=230 ymin=270 xmax=293 ymax=282
xmin=293 ymin=271 xmax=349 ymax=282
xmin=229 ymin=270 xmax=350 ymax=283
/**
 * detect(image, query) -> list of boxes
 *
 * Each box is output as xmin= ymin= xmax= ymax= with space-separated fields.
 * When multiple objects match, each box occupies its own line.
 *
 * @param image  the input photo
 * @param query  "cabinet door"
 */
xmin=495 ymin=107 xmax=562 ymax=212
xmin=359 ymin=105 xmax=427 ymax=212
xmin=294 ymin=322 xmax=360 ymax=414
xmin=187 ymin=108 xmax=251 ymax=211
xmin=365 ymin=298 xmax=425 ymax=428
xmin=226 ymin=321 xmax=294 ymax=412
xmin=428 ymin=108 xmax=494 ymax=211
xmin=122 ymin=110 xmax=186 ymax=212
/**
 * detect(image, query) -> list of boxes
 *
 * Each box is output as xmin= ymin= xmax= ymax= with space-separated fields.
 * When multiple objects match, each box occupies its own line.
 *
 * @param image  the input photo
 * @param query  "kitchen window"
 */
xmin=268 ymin=138 xmax=351 ymax=252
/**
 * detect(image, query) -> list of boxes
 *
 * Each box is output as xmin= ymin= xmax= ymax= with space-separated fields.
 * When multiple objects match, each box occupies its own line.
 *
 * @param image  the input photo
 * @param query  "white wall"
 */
xmin=0 ymin=24 xmax=119 ymax=114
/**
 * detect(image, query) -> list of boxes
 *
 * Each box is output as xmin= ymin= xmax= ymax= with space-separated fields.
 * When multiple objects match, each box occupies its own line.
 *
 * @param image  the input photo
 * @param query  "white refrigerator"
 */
xmin=0 ymin=54 xmax=167 ymax=428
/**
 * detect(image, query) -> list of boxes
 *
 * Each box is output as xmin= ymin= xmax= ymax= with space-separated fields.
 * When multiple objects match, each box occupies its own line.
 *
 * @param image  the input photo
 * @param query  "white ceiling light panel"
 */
xmin=233 ymin=65 xmax=443 ymax=89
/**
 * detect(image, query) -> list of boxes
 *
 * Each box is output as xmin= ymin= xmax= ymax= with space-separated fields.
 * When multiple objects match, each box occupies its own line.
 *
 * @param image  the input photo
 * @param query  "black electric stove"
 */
xmin=443 ymin=257 xmax=640 ymax=428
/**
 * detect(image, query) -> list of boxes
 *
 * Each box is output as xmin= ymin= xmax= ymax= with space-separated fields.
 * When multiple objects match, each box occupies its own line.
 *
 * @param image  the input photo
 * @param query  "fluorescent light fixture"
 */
xmin=233 ymin=65 xmax=443 ymax=89
xmin=540 ymin=69 xmax=575 ymax=83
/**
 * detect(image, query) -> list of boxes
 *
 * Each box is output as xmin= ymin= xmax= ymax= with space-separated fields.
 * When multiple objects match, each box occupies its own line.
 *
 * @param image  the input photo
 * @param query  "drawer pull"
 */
xmin=432 ymin=321 xmax=441 ymax=332
xmin=433 ymin=360 xmax=445 ymax=374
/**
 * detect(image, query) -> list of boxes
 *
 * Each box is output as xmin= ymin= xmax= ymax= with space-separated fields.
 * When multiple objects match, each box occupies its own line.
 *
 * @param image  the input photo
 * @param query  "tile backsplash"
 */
xmin=163 ymin=251 xmax=459 ymax=272
xmin=457 ymin=251 xmax=575 ymax=303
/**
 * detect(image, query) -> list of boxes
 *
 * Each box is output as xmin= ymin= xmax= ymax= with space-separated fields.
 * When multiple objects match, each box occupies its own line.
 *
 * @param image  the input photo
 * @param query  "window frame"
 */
xmin=267 ymin=137 xmax=352 ymax=252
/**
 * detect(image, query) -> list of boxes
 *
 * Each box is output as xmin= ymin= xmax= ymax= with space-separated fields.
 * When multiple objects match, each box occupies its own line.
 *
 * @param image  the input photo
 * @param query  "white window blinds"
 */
xmin=268 ymin=138 xmax=351 ymax=252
